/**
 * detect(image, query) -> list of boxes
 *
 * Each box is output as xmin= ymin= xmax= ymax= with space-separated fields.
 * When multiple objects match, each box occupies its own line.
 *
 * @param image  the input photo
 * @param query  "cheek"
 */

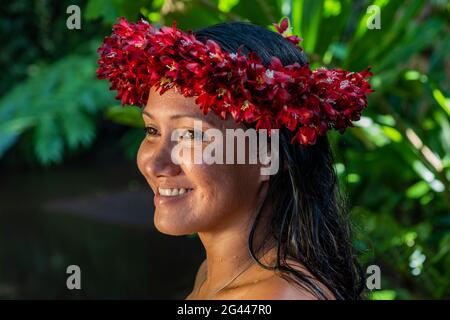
xmin=184 ymin=162 xmax=261 ymax=210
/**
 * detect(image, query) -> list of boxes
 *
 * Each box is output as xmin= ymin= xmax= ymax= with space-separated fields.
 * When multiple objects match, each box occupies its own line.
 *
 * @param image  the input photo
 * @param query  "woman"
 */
xmin=97 ymin=18 xmax=372 ymax=300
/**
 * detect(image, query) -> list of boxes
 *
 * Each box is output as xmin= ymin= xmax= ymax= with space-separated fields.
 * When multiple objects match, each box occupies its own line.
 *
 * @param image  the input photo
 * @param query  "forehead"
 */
xmin=146 ymin=86 xmax=197 ymax=111
xmin=144 ymin=86 xmax=244 ymax=129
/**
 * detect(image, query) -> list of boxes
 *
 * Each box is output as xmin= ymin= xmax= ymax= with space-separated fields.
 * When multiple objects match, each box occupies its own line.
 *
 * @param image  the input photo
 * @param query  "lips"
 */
xmin=158 ymin=187 xmax=194 ymax=196
xmin=153 ymin=186 xmax=194 ymax=206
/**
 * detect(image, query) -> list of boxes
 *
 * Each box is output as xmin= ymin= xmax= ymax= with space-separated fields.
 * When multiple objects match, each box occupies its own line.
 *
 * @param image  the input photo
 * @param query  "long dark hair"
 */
xmin=194 ymin=22 xmax=365 ymax=300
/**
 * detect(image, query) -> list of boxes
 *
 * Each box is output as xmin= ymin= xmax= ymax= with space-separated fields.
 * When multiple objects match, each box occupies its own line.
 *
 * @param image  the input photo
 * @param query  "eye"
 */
xmin=144 ymin=126 xmax=159 ymax=137
xmin=179 ymin=129 xmax=205 ymax=142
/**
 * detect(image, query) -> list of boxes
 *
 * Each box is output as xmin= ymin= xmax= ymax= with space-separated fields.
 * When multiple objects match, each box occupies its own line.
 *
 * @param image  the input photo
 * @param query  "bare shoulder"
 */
xmin=222 ymin=259 xmax=336 ymax=300
xmin=225 ymin=275 xmax=315 ymax=300
xmin=237 ymin=274 xmax=327 ymax=300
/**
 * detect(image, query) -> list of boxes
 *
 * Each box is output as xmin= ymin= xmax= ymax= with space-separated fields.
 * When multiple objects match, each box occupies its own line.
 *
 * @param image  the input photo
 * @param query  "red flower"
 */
xmin=272 ymin=18 xmax=303 ymax=46
xmin=292 ymin=126 xmax=317 ymax=145
xmin=96 ymin=17 xmax=373 ymax=146
xmin=273 ymin=18 xmax=289 ymax=34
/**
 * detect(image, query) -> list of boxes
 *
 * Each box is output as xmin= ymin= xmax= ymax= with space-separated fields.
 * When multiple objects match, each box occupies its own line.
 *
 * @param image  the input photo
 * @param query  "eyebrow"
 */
xmin=142 ymin=110 xmax=153 ymax=119
xmin=142 ymin=110 xmax=216 ymax=124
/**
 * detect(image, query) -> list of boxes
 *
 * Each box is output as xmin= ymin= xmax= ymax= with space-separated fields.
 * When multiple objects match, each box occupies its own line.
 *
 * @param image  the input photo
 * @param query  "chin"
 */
xmin=153 ymin=215 xmax=197 ymax=236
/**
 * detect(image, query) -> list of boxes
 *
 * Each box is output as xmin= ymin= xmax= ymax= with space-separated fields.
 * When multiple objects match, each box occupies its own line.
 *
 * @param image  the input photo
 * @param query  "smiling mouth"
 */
xmin=157 ymin=188 xmax=194 ymax=197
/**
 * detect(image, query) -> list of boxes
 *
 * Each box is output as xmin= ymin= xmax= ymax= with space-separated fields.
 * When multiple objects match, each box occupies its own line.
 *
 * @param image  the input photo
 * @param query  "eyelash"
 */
xmin=182 ymin=129 xmax=204 ymax=141
xmin=144 ymin=127 xmax=206 ymax=141
xmin=144 ymin=126 xmax=159 ymax=137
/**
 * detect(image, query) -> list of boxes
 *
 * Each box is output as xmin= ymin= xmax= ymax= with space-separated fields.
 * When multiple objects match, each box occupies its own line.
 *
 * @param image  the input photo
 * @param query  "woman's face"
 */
xmin=137 ymin=86 xmax=269 ymax=236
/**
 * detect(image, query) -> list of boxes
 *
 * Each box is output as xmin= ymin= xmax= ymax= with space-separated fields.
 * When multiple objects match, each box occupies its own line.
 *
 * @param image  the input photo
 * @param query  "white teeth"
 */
xmin=158 ymin=188 xmax=192 ymax=196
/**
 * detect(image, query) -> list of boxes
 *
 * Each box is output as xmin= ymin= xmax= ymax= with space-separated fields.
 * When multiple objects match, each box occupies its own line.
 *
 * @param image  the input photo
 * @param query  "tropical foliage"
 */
xmin=0 ymin=0 xmax=448 ymax=299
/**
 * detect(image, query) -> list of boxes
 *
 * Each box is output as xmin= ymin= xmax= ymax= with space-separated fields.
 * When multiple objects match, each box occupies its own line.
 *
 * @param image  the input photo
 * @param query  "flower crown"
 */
xmin=97 ymin=17 xmax=373 ymax=145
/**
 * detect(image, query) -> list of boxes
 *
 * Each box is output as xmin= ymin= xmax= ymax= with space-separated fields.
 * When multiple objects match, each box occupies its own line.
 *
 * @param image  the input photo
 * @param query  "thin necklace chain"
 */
xmin=197 ymin=257 xmax=256 ymax=298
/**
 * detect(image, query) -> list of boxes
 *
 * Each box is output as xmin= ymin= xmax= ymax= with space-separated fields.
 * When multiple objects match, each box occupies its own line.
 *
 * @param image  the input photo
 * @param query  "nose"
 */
xmin=138 ymin=138 xmax=182 ymax=180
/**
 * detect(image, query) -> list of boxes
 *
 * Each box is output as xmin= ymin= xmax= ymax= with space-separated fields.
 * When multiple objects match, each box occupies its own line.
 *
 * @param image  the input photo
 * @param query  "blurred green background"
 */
xmin=0 ymin=0 xmax=449 ymax=299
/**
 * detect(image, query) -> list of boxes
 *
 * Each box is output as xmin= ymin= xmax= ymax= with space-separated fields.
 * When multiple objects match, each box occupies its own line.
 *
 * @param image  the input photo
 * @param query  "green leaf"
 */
xmin=0 ymin=117 xmax=35 ymax=156
xmin=105 ymin=105 xmax=144 ymax=128
xmin=218 ymin=0 xmax=240 ymax=12
xmin=0 ymin=50 xmax=115 ymax=164
xmin=34 ymin=116 xmax=64 ymax=165
xmin=381 ymin=126 xmax=402 ymax=142
xmin=85 ymin=0 xmax=148 ymax=25
xmin=85 ymin=0 xmax=119 ymax=23
xmin=60 ymin=110 xmax=96 ymax=150
xmin=370 ymin=290 xmax=397 ymax=300
xmin=291 ymin=0 xmax=323 ymax=53
xmin=377 ymin=19 xmax=443 ymax=70
xmin=302 ymin=0 xmax=323 ymax=53
xmin=406 ymin=181 xmax=430 ymax=199
xmin=432 ymin=87 xmax=450 ymax=117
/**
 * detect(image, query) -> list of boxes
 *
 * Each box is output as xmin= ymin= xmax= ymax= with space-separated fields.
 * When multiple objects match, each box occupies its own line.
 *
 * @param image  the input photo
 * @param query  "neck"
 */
xmin=197 ymin=183 xmax=275 ymax=293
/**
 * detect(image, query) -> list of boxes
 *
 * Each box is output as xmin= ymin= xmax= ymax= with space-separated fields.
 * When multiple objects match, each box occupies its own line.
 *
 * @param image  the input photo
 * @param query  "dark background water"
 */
xmin=0 ymin=152 xmax=204 ymax=299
